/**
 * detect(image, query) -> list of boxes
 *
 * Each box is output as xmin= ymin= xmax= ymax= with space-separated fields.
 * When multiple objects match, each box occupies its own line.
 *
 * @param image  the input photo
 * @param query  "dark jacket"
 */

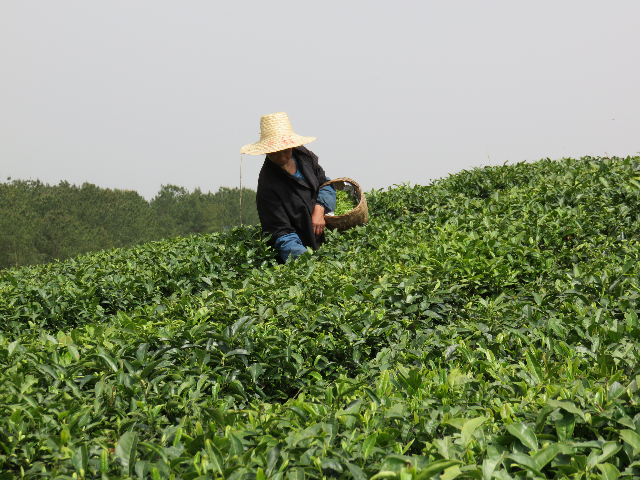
xmin=257 ymin=146 xmax=329 ymax=250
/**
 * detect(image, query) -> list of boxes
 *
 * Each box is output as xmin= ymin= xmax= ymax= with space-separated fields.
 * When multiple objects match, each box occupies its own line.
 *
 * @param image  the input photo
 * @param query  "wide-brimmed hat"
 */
xmin=240 ymin=112 xmax=316 ymax=155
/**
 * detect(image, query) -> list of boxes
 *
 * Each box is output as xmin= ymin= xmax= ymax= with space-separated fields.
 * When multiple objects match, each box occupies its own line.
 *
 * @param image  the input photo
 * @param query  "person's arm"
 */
xmin=312 ymin=181 xmax=336 ymax=236
xmin=274 ymin=232 xmax=307 ymax=262
xmin=311 ymin=204 xmax=326 ymax=238
xmin=300 ymin=147 xmax=335 ymax=237
xmin=316 ymin=178 xmax=337 ymax=214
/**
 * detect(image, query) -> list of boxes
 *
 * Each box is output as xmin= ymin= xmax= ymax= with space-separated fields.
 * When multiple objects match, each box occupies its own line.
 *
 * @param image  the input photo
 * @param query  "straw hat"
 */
xmin=240 ymin=112 xmax=316 ymax=155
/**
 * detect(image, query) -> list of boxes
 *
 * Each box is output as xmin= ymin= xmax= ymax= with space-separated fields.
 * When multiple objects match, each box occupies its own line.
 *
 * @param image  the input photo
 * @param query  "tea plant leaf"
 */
xmin=226 ymin=349 xmax=249 ymax=357
xmin=206 ymin=439 xmax=223 ymax=475
xmin=135 ymin=460 xmax=149 ymax=480
xmin=534 ymin=405 xmax=555 ymax=433
xmin=363 ymin=432 xmax=378 ymax=460
xmin=532 ymin=443 xmax=562 ymax=470
xmin=415 ymin=460 xmax=463 ymax=480
xmin=461 ymin=416 xmax=487 ymax=447
xmin=139 ymin=359 xmax=163 ymax=379
xmin=97 ymin=352 xmax=118 ymax=372
xmin=337 ymin=399 xmax=362 ymax=417
xmin=524 ymin=351 xmax=543 ymax=384
xmin=619 ymin=430 xmax=640 ymax=457
xmin=482 ymin=453 xmax=503 ymax=480
xmin=287 ymin=466 xmax=305 ymax=480
xmin=546 ymin=399 xmax=586 ymax=420
xmin=115 ymin=432 xmax=138 ymax=476
xmin=345 ymin=462 xmax=367 ymax=480
xmin=370 ymin=472 xmax=399 ymax=480
xmin=597 ymin=463 xmax=621 ymax=480
xmin=231 ymin=316 xmax=250 ymax=336
xmin=344 ymin=284 xmax=357 ymax=299
xmin=228 ymin=432 xmax=244 ymax=457
xmin=555 ymin=412 xmax=575 ymax=441
xmin=71 ymin=444 xmax=88 ymax=475
xmin=249 ymin=363 xmax=264 ymax=383
xmin=8 ymin=339 xmax=20 ymax=356
xmin=507 ymin=453 xmax=544 ymax=477
xmin=506 ymin=423 xmax=538 ymax=451
xmin=440 ymin=465 xmax=464 ymax=480
xmin=588 ymin=442 xmax=622 ymax=468
xmin=266 ymin=443 xmax=282 ymax=475
xmin=321 ymin=459 xmax=342 ymax=474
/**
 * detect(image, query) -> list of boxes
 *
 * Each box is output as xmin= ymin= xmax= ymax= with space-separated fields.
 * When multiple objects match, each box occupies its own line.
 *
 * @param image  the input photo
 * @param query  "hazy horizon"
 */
xmin=1 ymin=1 xmax=638 ymax=199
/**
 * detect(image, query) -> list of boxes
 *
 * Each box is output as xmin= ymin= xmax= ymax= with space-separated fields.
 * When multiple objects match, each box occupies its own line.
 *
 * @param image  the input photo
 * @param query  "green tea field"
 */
xmin=2 ymin=156 xmax=640 ymax=479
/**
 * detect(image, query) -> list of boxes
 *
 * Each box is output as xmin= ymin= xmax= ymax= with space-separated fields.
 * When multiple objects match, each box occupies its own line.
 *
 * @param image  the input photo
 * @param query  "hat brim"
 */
xmin=240 ymin=135 xmax=317 ymax=155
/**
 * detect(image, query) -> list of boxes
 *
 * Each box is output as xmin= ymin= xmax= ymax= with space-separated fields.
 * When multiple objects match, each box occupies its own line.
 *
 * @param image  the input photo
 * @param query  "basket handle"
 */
xmin=320 ymin=177 xmax=361 ymax=190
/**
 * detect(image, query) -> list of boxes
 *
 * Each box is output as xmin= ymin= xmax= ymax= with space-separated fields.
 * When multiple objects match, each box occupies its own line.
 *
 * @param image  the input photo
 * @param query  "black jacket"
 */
xmin=257 ymin=146 xmax=329 ymax=251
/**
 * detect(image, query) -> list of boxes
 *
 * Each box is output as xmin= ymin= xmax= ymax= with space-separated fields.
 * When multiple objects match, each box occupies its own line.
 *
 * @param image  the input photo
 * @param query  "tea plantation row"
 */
xmin=2 ymin=156 xmax=640 ymax=479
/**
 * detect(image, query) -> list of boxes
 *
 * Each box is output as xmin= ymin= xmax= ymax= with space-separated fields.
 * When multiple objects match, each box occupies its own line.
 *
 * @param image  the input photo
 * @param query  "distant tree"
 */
xmin=0 ymin=179 xmax=259 ymax=270
xmin=0 ymin=181 xmax=41 ymax=268
xmin=150 ymin=185 xmax=258 ymax=238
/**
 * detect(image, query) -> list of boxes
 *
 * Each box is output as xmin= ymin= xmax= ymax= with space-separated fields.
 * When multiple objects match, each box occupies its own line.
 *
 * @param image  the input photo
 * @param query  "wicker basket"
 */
xmin=320 ymin=177 xmax=368 ymax=232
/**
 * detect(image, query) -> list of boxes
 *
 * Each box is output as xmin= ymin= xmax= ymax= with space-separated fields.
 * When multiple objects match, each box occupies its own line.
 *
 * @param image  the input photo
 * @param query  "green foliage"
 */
xmin=0 ymin=180 xmax=258 ymax=269
xmin=335 ymin=190 xmax=358 ymax=216
xmin=151 ymin=185 xmax=258 ymax=238
xmin=2 ymin=155 xmax=640 ymax=479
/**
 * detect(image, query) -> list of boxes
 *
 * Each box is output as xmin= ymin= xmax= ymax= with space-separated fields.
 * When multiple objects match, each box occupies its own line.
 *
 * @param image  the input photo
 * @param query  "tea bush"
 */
xmin=2 ymin=156 xmax=640 ymax=479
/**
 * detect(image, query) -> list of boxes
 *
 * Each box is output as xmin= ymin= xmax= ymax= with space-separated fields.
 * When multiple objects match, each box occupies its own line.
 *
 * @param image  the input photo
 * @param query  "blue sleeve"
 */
xmin=316 ymin=177 xmax=337 ymax=214
xmin=274 ymin=232 xmax=307 ymax=262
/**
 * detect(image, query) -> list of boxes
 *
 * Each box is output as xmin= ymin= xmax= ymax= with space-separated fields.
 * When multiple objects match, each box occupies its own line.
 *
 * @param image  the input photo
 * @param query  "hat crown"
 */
xmin=259 ymin=112 xmax=294 ymax=140
xmin=240 ymin=111 xmax=316 ymax=155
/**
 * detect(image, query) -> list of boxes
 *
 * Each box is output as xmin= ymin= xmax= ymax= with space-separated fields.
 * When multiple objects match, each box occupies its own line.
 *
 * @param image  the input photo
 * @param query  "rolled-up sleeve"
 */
xmin=316 ymin=178 xmax=337 ymax=214
xmin=275 ymin=232 xmax=307 ymax=261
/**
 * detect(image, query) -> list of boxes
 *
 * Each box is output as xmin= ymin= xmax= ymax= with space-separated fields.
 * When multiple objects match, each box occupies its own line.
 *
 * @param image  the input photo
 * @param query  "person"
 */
xmin=240 ymin=112 xmax=336 ymax=262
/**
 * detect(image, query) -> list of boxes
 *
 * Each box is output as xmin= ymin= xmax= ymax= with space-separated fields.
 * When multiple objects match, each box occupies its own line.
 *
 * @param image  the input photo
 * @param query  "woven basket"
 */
xmin=320 ymin=177 xmax=368 ymax=232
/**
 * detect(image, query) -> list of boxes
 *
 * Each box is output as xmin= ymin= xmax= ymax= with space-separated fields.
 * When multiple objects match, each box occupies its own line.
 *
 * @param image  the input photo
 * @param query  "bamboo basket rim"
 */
xmin=319 ymin=177 xmax=368 ymax=232
xmin=320 ymin=177 xmax=365 ymax=218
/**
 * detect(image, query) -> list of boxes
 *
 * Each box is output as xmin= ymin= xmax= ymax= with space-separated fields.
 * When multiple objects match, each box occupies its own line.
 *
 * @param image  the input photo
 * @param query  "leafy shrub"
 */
xmin=2 ymin=155 xmax=640 ymax=479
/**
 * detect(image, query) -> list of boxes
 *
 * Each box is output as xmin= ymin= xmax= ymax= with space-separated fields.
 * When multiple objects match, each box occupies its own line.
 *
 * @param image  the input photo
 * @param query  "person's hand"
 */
xmin=312 ymin=204 xmax=326 ymax=238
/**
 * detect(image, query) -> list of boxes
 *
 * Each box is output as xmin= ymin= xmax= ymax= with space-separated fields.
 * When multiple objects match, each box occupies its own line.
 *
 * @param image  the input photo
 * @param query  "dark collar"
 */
xmin=264 ymin=148 xmax=315 ymax=190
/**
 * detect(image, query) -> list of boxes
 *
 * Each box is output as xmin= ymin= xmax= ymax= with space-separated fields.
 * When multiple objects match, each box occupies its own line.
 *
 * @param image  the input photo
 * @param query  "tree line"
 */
xmin=0 ymin=179 xmax=258 ymax=270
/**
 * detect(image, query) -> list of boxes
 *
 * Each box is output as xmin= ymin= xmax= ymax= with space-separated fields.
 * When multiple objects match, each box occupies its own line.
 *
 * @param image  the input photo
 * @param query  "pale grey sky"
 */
xmin=1 ymin=1 xmax=639 ymax=199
